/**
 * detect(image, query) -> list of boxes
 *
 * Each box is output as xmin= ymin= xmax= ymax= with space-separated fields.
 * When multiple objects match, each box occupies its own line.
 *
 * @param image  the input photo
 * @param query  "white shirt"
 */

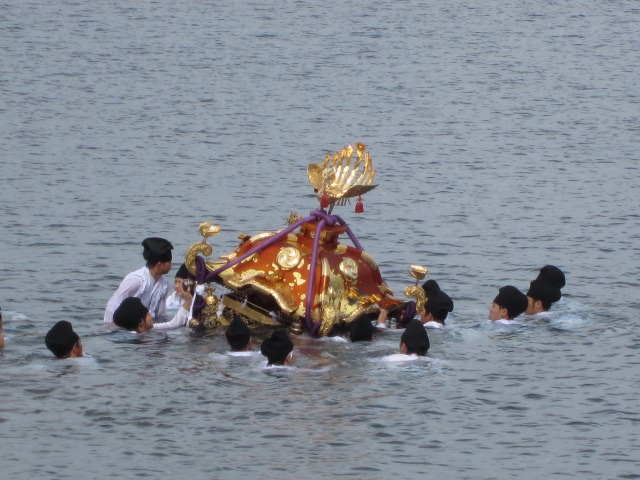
xmin=165 ymin=291 xmax=183 ymax=311
xmin=495 ymin=319 xmax=520 ymax=325
xmin=423 ymin=320 xmax=444 ymax=329
xmin=104 ymin=266 xmax=170 ymax=323
xmin=380 ymin=353 xmax=419 ymax=362
xmin=153 ymin=306 xmax=190 ymax=330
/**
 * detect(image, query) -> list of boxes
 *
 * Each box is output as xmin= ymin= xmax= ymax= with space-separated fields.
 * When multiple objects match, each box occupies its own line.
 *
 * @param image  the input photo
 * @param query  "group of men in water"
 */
xmin=38 ymin=236 xmax=566 ymax=364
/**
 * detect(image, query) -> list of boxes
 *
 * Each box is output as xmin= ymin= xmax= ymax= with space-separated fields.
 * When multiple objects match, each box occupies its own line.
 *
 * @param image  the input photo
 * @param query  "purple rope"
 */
xmin=332 ymin=214 xmax=364 ymax=251
xmin=192 ymin=256 xmax=209 ymax=320
xmin=397 ymin=301 xmax=416 ymax=327
xmin=306 ymin=218 xmax=326 ymax=335
xmin=202 ymin=214 xmax=318 ymax=283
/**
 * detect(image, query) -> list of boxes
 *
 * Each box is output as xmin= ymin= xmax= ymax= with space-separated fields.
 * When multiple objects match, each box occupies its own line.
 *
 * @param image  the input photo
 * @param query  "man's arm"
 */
xmin=153 ymin=292 xmax=192 ymax=330
xmin=103 ymin=275 xmax=144 ymax=323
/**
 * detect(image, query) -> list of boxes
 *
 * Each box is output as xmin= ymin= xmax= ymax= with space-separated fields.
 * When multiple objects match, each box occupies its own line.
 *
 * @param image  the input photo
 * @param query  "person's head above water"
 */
xmin=422 ymin=289 xmax=454 ymax=324
xmin=142 ymin=237 xmax=173 ymax=277
xmin=489 ymin=285 xmax=528 ymax=320
xmin=260 ymin=330 xmax=294 ymax=366
xmin=225 ymin=315 xmax=252 ymax=351
xmin=400 ymin=319 xmax=430 ymax=356
xmin=526 ymin=265 xmax=565 ymax=314
xmin=45 ymin=321 xmax=83 ymax=359
xmin=113 ymin=297 xmax=153 ymax=332
xmin=349 ymin=314 xmax=375 ymax=342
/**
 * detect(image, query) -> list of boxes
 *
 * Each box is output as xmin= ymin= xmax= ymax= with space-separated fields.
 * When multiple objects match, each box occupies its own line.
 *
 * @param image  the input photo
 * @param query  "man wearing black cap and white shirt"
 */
xmin=488 ymin=285 xmax=528 ymax=324
xmin=400 ymin=319 xmax=430 ymax=356
xmin=525 ymin=265 xmax=565 ymax=315
xmin=377 ymin=279 xmax=454 ymax=329
xmin=381 ymin=319 xmax=431 ymax=362
xmin=112 ymin=297 xmax=155 ymax=333
xmin=419 ymin=279 xmax=454 ymax=328
xmin=104 ymin=237 xmax=174 ymax=324
xmin=260 ymin=330 xmax=295 ymax=366
xmin=225 ymin=315 xmax=253 ymax=352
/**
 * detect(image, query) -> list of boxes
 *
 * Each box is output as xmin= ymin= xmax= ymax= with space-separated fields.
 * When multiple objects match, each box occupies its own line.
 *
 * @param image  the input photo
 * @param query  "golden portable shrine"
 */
xmin=184 ymin=142 xmax=429 ymax=336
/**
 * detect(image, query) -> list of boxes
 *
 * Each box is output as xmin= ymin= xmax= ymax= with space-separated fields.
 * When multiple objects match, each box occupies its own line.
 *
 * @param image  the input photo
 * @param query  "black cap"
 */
xmin=494 ymin=285 xmax=528 ymax=319
xmin=175 ymin=263 xmax=191 ymax=279
xmin=142 ymin=237 xmax=173 ymax=264
xmin=536 ymin=265 xmax=565 ymax=290
xmin=527 ymin=278 xmax=562 ymax=304
xmin=225 ymin=316 xmax=251 ymax=351
xmin=349 ymin=314 xmax=374 ymax=342
xmin=260 ymin=330 xmax=294 ymax=365
xmin=45 ymin=321 xmax=79 ymax=358
xmin=424 ymin=289 xmax=454 ymax=322
xmin=421 ymin=279 xmax=441 ymax=297
xmin=401 ymin=319 xmax=430 ymax=356
xmin=113 ymin=297 xmax=149 ymax=330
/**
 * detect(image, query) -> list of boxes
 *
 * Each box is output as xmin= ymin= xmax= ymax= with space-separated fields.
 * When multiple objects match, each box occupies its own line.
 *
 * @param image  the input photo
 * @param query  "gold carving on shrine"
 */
xmin=276 ymin=246 xmax=302 ymax=270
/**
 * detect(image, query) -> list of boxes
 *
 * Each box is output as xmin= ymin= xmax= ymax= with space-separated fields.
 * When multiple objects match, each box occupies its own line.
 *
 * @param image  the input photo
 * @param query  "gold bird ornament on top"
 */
xmin=307 ymin=142 xmax=377 ymax=213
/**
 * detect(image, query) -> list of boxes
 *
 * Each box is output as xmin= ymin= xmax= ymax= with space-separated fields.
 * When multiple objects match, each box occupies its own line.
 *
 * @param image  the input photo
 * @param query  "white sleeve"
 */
xmin=104 ymin=275 xmax=144 ymax=323
xmin=156 ymin=283 xmax=168 ymax=318
xmin=165 ymin=292 xmax=182 ymax=310
xmin=153 ymin=306 xmax=190 ymax=330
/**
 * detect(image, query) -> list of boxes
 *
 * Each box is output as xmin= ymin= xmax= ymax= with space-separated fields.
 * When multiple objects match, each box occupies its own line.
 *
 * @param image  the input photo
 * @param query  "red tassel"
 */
xmin=320 ymin=191 xmax=330 ymax=209
xmin=355 ymin=196 xmax=364 ymax=213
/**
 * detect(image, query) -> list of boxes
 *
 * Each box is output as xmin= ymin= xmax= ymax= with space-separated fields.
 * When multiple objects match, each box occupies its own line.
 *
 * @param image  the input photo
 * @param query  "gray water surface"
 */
xmin=1 ymin=1 xmax=639 ymax=479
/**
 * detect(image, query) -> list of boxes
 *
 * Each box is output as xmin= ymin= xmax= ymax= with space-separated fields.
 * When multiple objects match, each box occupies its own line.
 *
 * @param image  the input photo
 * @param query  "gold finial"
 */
xmin=405 ymin=286 xmax=427 ymax=314
xmin=199 ymin=222 xmax=221 ymax=238
xmin=409 ymin=265 xmax=428 ymax=285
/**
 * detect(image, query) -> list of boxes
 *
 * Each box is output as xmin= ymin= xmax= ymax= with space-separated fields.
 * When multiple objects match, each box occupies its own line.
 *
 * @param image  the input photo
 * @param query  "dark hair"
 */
xmin=539 ymin=298 xmax=552 ymax=311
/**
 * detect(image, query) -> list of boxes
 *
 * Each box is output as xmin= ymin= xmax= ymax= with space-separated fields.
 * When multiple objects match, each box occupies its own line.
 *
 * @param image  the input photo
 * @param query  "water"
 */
xmin=1 ymin=1 xmax=639 ymax=478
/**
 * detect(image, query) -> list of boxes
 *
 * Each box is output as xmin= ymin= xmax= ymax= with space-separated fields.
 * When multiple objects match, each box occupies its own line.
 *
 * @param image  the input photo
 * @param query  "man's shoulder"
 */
xmin=123 ymin=266 xmax=147 ymax=279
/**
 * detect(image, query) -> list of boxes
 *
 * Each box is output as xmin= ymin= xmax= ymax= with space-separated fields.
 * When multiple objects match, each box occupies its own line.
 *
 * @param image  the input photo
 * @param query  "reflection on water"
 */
xmin=2 ymin=0 xmax=640 ymax=479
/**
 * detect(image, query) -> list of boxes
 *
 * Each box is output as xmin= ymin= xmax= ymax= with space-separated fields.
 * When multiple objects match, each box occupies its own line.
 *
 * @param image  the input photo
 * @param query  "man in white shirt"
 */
xmin=103 ymin=237 xmax=174 ymax=324
xmin=376 ymin=279 xmax=453 ymax=329
xmin=488 ymin=285 xmax=528 ymax=323
xmin=525 ymin=265 xmax=565 ymax=315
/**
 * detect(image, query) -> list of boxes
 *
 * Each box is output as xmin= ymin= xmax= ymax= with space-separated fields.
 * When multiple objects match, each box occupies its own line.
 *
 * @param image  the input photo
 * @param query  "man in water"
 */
xmin=113 ymin=297 xmax=154 ymax=332
xmin=349 ymin=314 xmax=376 ymax=342
xmin=45 ymin=321 xmax=83 ymax=359
xmin=419 ymin=280 xmax=454 ymax=328
xmin=525 ymin=265 xmax=565 ymax=315
xmin=104 ymin=237 xmax=173 ymax=324
xmin=225 ymin=315 xmax=252 ymax=352
xmin=399 ymin=319 xmax=430 ymax=356
xmin=260 ymin=330 xmax=295 ymax=366
xmin=488 ymin=285 xmax=528 ymax=323
xmin=377 ymin=279 xmax=453 ymax=329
